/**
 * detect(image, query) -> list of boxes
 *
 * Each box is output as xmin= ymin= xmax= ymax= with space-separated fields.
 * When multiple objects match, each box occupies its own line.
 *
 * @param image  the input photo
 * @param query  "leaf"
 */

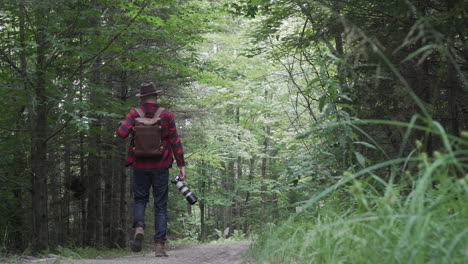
xmin=318 ymin=95 xmax=328 ymax=112
xmin=354 ymin=152 xmax=366 ymax=167
xmin=214 ymin=229 xmax=222 ymax=239
xmin=338 ymin=103 xmax=354 ymax=111
xmin=354 ymin=141 xmax=376 ymax=150
xmin=306 ymin=78 xmax=320 ymax=88
xmin=338 ymin=94 xmax=352 ymax=102
xmin=223 ymin=227 xmax=230 ymax=238
xmin=401 ymin=44 xmax=437 ymax=63
xmin=324 ymin=103 xmax=335 ymax=116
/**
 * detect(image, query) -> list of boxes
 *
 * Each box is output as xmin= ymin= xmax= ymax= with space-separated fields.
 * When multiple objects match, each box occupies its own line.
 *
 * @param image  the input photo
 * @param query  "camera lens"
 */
xmin=172 ymin=175 xmax=197 ymax=205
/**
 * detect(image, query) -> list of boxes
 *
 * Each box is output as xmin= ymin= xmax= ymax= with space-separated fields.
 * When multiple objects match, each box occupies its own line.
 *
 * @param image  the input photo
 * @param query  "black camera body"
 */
xmin=171 ymin=174 xmax=198 ymax=205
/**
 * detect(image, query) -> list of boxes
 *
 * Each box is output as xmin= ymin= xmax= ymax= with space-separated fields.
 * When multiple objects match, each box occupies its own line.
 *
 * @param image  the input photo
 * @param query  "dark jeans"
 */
xmin=132 ymin=167 xmax=169 ymax=243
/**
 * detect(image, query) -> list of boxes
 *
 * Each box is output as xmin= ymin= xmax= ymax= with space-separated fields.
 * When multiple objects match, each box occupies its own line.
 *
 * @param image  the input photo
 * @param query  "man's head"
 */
xmin=136 ymin=82 xmax=162 ymax=103
xmin=140 ymin=94 xmax=157 ymax=103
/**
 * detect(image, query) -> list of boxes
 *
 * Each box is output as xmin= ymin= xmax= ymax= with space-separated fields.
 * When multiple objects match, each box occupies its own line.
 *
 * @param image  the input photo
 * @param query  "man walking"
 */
xmin=117 ymin=82 xmax=186 ymax=257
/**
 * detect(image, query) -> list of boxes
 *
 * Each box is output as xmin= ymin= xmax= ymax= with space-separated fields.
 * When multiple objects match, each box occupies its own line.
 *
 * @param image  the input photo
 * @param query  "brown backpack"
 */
xmin=132 ymin=107 xmax=165 ymax=158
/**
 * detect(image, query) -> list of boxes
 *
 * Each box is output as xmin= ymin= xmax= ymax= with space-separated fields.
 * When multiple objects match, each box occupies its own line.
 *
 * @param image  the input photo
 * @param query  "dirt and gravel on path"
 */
xmin=12 ymin=241 xmax=252 ymax=264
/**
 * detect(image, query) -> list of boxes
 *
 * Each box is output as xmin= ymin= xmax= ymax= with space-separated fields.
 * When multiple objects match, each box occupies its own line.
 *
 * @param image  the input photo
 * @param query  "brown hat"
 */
xmin=135 ymin=82 xmax=162 ymax=97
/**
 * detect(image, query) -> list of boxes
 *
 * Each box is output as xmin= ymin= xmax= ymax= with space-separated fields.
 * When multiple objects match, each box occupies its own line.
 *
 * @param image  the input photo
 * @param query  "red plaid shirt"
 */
xmin=117 ymin=103 xmax=185 ymax=169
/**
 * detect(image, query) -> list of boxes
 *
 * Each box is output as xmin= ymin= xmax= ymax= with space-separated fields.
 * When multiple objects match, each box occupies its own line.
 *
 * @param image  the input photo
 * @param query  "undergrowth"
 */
xmin=0 ymin=246 xmax=128 ymax=263
xmin=54 ymin=246 xmax=129 ymax=259
xmin=249 ymin=121 xmax=468 ymax=264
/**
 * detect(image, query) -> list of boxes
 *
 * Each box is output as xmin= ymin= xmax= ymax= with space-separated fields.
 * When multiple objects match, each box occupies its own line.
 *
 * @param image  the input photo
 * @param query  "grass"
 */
xmin=54 ymin=246 xmax=130 ymax=259
xmin=0 ymin=234 xmax=251 ymax=263
xmin=249 ymin=123 xmax=468 ymax=264
xmin=0 ymin=246 xmax=130 ymax=263
xmin=51 ymin=238 xmax=205 ymax=259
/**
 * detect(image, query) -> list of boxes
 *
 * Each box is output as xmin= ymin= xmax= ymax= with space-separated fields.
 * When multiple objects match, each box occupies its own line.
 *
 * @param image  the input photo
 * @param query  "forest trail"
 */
xmin=16 ymin=241 xmax=251 ymax=264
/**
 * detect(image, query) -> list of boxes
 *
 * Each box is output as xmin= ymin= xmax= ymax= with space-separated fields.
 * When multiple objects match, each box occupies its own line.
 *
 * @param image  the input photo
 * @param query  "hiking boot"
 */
xmin=131 ymin=227 xmax=144 ymax=252
xmin=155 ymin=242 xmax=168 ymax=257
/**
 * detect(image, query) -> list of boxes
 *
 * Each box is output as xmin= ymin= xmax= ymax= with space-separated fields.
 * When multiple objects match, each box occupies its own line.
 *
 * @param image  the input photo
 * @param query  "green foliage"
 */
xmin=0 ymin=0 xmax=213 ymax=253
xmin=1 ymin=0 xmax=467 ymax=258
xmin=214 ymin=227 xmax=246 ymax=242
xmin=55 ymin=246 xmax=128 ymax=259
xmin=249 ymin=121 xmax=468 ymax=263
xmin=215 ymin=227 xmax=230 ymax=240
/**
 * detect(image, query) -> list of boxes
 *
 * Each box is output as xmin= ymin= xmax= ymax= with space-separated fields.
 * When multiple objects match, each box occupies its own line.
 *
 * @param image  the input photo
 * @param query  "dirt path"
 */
xmin=15 ymin=241 xmax=252 ymax=264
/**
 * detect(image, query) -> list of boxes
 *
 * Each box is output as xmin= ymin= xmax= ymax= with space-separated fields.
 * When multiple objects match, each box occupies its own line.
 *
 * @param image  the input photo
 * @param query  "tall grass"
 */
xmin=249 ymin=122 xmax=468 ymax=264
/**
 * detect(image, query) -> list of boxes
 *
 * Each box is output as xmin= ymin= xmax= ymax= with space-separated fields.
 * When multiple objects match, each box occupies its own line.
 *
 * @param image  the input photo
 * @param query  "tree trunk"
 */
xmin=270 ymin=160 xmax=279 ymax=220
xmin=49 ymin=161 xmax=59 ymax=249
xmin=446 ymin=1 xmax=461 ymax=138
xmin=235 ymin=156 xmax=243 ymax=231
xmin=86 ymin=72 xmax=103 ymax=247
xmin=333 ymin=2 xmax=346 ymax=89
xmin=199 ymin=161 xmax=206 ymax=241
xmin=261 ymin=90 xmax=270 ymax=215
xmin=63 ymin=136 xmax=71 ymax=246
xmin=244 ymin=158 xmax=255 ymax=234
xmin=118 ymin=165 xmax=129 ymax=248
xmin=79 ymin=79 xmax=87 ymax=246
xmin=220 ymin=161 xmax=228 ymax=231
xmin=116 ymin=71 xmax=129 ymax=248
xmin=103 ymin=138 xmax=113 ymax=248
xmin=85 ymin=125 xmax=102 ymax=246
xmin=227 ymin=160 xmax=235 ymax=234
xmin=235 ymin=107 xmax=243 ymax=231
xmin=16 ymin=3 xmax=28 ymax=251
xmin=30 ymin=9 xmax=50 ymax=251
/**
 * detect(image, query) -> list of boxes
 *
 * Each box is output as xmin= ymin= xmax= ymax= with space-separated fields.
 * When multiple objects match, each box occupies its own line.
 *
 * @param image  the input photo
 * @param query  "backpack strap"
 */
xmin=135 ymin=107 xmax=164 ymax=118
xmin=155 ymin=107 xmax=165 ymax=118
xmin=134 ymin=107 xmax=145 ymax=118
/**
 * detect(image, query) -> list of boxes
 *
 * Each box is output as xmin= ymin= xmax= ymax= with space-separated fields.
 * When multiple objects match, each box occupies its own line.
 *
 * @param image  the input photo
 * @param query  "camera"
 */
xmin=171 ymin=174 xmax=198 ymax=205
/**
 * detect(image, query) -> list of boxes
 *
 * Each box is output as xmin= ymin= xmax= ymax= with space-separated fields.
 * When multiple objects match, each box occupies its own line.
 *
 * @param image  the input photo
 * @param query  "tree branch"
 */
xmin=45 ymin=116 xmax=73 ymax=143
xmin=0 ymin=49 xmax=22 ymax=75
xmin=0 ymin=175 xmax=31 ymax=191
xmin=0 ymin=127 xmax=27 ymax=133
xmin=296 ymin=2 xmax=339 ymax=56
xmin=0 ymin=49 xmax=34 ymax=88
xmin=70 ymin=0 xmax=150 ymax=78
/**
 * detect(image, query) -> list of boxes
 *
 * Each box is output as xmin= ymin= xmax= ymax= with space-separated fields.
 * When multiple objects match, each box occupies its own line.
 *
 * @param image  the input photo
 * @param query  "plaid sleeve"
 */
xmin=117 ymin=109 xmax=136 ymax=139
xmin=166 ymin=111 xmax=185 ymax=167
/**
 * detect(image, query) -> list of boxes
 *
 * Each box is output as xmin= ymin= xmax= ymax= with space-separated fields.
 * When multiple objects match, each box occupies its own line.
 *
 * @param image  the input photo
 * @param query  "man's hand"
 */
xmin=179 ymin=166 xmax=186 ymax=181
